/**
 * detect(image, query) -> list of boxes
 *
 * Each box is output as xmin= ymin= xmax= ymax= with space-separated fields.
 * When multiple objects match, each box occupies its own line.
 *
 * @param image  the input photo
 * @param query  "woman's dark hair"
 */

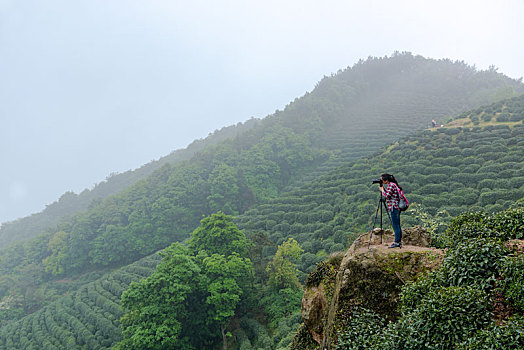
xmin=381 ymin=173 xmax=402 ymax=191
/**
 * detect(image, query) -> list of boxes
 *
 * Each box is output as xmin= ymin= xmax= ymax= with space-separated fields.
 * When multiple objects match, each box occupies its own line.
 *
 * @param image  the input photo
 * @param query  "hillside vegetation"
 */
xmin=1 ymin=54 xmax=524 ymax=348
xmin=291 ymin=207 xmax=524 ymax=349
xmin=0 ymin=118 xmax=261 ymax=249
xmin=3 ymin=53 xmax=521 ymax=325
xmin=5 ymin=53 xmax=520 ymax=251
xmin=236 ymin=95 xmax=524 ymax=274
xmin=338 ymin=210 xmax=523 ymax=349
xmin=0 ymin=254 xmax=162 ymax=349
xmin=1 ymin=95 xmax=523 ymax=349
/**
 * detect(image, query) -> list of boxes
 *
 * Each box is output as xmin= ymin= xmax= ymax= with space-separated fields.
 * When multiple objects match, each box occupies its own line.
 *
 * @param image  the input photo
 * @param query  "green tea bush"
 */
xmin=482 ymin=113 xmax=493 ymax=122
xmin=446 ymin=210 xmax=488 ymax=232
xmin=490 ymin=207 xmax=524 ymax=240
xmin=459 ymin=317 xmax=524 ymax=349
xmin=336 ymin=307 xmax=387 ymax=350
xmin=500 ymin=255 xmax=524 ymax=312
xmin=433 ymin=208 xmax=524 ymax=248
xmin=399 ymin=272 xmax=442 ymax=312
xmin=435 ymin=219 xmax=497 ymax=248
xmin=496 ymin=112 xmax=510 ymax=122
xmin=439 ymin=237 xmax=507 ymax=291
xmin=384 ymin=286 xmax=492 ymax=350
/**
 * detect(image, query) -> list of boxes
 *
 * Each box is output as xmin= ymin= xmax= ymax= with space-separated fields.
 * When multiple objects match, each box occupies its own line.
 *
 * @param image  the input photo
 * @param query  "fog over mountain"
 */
xmin=1 ymin=0 xmax=523 ymax=224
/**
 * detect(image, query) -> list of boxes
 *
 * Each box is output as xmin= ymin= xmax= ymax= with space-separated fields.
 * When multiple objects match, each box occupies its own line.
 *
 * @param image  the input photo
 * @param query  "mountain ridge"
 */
xmin=3 ymin=53 xmax=523 ymax=251
xmin=1 ymin=53 xmax=524 ymax=348
xmin=1 ymin=97 xmax=524 ymax=349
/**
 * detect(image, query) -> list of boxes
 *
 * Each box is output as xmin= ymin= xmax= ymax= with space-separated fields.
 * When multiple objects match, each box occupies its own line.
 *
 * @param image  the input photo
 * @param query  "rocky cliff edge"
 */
xmin=291 ymin=226 xmax=443 ymax=350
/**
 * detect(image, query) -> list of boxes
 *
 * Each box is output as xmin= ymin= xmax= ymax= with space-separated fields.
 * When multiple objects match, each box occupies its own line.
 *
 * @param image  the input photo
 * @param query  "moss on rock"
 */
xmin=292 ymin=227 xmax=443 ymax=349
xmin=289 ymin=323 xmax=320 ymax=350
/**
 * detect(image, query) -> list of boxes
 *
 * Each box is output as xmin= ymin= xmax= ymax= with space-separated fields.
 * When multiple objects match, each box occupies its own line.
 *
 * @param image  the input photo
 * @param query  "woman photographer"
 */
xmin=379 ymin=173 xmax=403 ymax=248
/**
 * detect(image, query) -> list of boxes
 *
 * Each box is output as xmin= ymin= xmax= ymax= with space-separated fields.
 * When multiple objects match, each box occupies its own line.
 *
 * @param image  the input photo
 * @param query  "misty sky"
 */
xmin=1 ymin=0 xmax=523 ymax=224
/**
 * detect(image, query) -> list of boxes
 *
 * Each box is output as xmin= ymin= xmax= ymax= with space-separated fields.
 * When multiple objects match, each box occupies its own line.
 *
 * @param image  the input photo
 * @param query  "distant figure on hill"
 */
xmin=431 ymin=119 xmax=438 ymax=128
xmin=379 ymin=173 xmax=403 ymax=248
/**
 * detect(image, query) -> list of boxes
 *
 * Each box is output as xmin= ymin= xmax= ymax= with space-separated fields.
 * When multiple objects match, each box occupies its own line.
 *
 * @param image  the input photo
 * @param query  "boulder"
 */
xmin=301 ymin=284 xmax=327 ymax=344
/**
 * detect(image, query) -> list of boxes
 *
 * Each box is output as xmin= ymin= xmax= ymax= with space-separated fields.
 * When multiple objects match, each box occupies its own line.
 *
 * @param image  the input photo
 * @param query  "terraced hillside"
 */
xmin=236 ymin=94 xmax=524 ymax=275
xmin=282 ymin=55 xmax=524 ymax=189
xmin=1 ymin=54 xmax=524 ymax=344
xmin=0 ymin=254 xmax=162 ymax=349
xmin=3 ymin=54 xmax=522 ymax=252
xmin=2 ymin=95 xmax=523 ymax=349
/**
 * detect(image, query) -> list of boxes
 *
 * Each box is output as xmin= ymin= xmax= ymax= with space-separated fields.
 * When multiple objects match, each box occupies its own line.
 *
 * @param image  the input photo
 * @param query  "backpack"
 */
xmin=397 ymin=186 xmax=409 ymax=211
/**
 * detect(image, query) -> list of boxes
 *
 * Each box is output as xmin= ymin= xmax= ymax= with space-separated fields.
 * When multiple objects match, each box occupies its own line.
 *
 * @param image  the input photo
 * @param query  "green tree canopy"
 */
xmin=116 ymin=244 xmax=204 ymax=350
xmin=202 ymin=253 xmax=254 ymax=349
xmin=117 ymin=214 xmax=255 ymax=349
xmin=188 ymin=211 xmax=251 ymax=258
xmin=42 ymin=231 xmax=68 ymax=275
xmin=266 ymin=238 xmax=304 ymax=291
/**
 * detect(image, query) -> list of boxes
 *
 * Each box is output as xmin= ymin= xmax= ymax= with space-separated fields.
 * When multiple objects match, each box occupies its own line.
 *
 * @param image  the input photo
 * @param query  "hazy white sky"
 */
xmin=1 ymin=0 xmax=523 ymax=224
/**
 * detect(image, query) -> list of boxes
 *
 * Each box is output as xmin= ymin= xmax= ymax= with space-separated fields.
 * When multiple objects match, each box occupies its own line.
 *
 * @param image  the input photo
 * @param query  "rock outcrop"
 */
xmin=291 ymin=226 xmax=443 ymax=350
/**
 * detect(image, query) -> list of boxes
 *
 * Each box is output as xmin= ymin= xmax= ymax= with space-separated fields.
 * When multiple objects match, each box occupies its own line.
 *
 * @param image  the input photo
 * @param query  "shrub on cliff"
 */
xmin=336 ymin=307 xmax=387 ymax=350
xmin=459 ymin=317 xmax=524 ymax=349
xmin=438 ymin=237 xmax=508 ymax=291
xmin=383 ymin=286 xmax=492 ymax=350
xmin=435 ymin=207 xmax=524 ymax=248
xmin=500 ymin=255 xmax=524 ymax=312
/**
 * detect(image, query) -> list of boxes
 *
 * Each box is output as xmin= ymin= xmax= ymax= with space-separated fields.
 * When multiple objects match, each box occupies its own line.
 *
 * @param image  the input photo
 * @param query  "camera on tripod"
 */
xmin=372 ymin=178 xmax=383 ymax=186
xmin=368 ymin=177 xmax=391 ymax=248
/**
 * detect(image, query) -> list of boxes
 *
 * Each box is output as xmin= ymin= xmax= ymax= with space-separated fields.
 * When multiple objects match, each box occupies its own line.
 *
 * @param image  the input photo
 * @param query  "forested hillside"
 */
xmin=1 ymin=53 xmax=524 ymax=348
xmin=0 ymin=117 xmax=261 ymax=249
xmin=6 ymin=53 xmax=519 ymax=251
xmin=2 ymin=93 xmax=524 ymax=348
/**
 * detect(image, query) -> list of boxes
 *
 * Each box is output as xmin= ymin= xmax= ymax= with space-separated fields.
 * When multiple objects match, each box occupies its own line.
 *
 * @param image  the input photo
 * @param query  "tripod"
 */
xmin=368 ymin=194 xmax=393 ymax=249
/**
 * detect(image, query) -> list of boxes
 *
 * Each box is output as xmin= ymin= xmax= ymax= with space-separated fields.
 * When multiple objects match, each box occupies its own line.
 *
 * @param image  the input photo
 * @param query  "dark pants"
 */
xmin=390 ymin=208 xmax=402 ymax=244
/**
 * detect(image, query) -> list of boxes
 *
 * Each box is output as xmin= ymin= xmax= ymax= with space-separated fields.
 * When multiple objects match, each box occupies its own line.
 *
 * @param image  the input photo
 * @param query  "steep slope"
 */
xmin=2 ymin=94 xmax=524 ymax=349
xmin=1 ymin=53 xmax=523 ymax=331
xmin=2 ymin=53 xmax=522 ymax=251
xmin=292 ymin=209 xmax=524 ymax=349
xmin=236 ymin=94 xmax=524 ymax=273
xmin=294 ymin=227 xmax=441 ymax=348
xmin=278 ymin=55 xmax=524 ymax=189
